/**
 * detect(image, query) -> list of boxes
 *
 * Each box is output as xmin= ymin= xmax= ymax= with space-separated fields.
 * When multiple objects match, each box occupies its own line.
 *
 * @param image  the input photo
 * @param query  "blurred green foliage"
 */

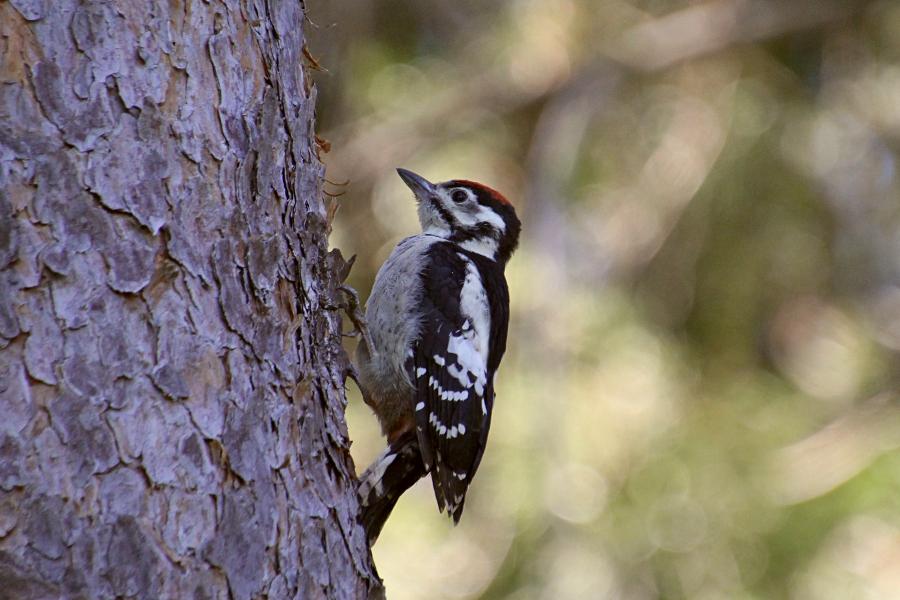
xmin=308 ymin=1 xmax=900 ymax=598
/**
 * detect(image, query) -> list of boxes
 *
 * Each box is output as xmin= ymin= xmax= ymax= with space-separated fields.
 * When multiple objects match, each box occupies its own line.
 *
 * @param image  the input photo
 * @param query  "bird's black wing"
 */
xmin=462 ymin=250 xmax=510 ymax=477
xmin=406 ymin=242 xmax=509 ymax=522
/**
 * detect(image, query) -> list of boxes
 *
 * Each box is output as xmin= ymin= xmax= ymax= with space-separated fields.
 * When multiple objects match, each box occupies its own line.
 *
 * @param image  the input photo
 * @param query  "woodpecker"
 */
xmin=356 ymin=168 xmax=521 ymax=543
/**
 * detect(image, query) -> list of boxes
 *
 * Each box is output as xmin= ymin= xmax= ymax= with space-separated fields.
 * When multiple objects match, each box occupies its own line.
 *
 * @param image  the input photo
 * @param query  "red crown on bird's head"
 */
xmin=449 ymin=180 xmax=513 ymax=207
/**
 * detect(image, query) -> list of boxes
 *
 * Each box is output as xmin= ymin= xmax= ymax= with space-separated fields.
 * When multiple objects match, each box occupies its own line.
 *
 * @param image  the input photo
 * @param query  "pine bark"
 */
xmin=0 ymin=1 xmax=381 ymax=598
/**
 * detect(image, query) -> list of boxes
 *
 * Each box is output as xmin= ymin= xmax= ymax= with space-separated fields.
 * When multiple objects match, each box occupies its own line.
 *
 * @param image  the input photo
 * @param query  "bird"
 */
xmin=356 ymin=168 xmax=521 ymax=544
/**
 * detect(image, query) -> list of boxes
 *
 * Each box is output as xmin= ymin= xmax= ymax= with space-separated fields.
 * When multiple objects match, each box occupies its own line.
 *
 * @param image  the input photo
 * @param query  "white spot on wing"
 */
xmin=429 ymin=411 xmax=462 ymax=438
xmin=415 ymin=401 xmax=425 ymax=411
xmin=454 ymin=255 xmax=490 ymax=373
xmin=447 ymin=363 xmax=469 ymax=387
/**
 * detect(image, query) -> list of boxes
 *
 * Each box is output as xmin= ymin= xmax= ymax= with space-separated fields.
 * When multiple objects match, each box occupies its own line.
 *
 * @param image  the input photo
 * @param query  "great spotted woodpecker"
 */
xmin=356 ymin=168 xmax=521 ymax=543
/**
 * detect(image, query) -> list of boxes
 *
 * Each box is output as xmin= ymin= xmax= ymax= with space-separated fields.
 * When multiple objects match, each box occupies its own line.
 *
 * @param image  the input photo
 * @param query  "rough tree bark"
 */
xmin=0 ymin=1 xmax=382 ymax=598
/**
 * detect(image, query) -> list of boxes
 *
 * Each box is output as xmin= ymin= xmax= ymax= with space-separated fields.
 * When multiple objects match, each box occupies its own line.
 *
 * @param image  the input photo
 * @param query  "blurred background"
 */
xmin=307 ymin=1 xmax=900 ymax=598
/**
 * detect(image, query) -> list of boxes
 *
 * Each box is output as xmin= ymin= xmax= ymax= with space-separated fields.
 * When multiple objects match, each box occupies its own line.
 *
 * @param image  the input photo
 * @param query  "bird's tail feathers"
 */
xmin=358 ymin=430 xmax=427 ymax=544
xmin=431 ymin=461 xmax=469 ymax=524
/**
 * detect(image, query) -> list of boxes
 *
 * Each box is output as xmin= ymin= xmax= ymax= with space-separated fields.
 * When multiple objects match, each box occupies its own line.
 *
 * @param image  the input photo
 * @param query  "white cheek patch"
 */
xmin=474 ymin=204 xmax=506 ymax=232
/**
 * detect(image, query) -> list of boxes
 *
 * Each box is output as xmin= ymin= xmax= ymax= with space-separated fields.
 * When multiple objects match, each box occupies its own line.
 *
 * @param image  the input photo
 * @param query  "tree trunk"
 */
xmin=0 ymin=1 xmax=381 ymax=598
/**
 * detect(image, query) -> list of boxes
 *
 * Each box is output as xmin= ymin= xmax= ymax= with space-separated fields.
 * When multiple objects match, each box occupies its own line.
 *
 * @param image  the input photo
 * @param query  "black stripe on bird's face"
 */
xmin=449 ymin=222 xmax=497 ymax=246
xmin=429 ymin=196 xmax=457 ymax=229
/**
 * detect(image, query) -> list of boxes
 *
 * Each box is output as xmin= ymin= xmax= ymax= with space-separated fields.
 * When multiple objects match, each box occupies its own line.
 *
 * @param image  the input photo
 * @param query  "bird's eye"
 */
xmin=451 ymin=190 xmax=468 ymax=203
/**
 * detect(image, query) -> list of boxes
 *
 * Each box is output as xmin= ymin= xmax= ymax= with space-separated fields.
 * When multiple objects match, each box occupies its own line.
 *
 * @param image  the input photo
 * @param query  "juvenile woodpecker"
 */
xmin=357 ymin=168 xmax=521 ymax=543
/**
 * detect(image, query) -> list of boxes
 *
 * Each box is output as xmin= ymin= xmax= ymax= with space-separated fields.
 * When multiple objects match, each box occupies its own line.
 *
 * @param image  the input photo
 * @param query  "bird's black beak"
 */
xmin=396 ymin=168 xmax=436 ymax=202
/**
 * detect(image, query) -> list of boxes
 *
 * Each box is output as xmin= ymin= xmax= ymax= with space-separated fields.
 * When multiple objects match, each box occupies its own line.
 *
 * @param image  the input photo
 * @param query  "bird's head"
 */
xmin=396 ymin=168 xmax=521 ymax=264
